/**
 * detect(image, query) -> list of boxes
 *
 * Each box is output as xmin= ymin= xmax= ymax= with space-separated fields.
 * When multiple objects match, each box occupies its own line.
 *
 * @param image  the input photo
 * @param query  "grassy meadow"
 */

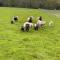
xmin=0 ymin=7 xmax=60 ymax=60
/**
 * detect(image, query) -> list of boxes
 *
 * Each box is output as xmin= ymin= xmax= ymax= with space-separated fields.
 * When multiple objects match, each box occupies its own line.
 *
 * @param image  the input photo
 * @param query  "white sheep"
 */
xmin=23 ymin=22 xmax=33 ymax=28
xmin=37 ymin=20 xmax=46 ymax=27
xmin=21 ymin=22 xmax=33 ymax=31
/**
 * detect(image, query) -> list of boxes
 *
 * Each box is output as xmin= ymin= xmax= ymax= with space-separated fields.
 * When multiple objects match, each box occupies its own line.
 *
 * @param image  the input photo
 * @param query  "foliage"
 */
xmin=0 ymin=0 xmax=60 ymax=9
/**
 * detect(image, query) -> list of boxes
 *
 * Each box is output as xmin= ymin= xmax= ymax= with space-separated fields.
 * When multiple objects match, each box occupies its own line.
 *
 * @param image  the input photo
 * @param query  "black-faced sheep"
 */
xmin=37 ymin=16 xmax=46 ymax=27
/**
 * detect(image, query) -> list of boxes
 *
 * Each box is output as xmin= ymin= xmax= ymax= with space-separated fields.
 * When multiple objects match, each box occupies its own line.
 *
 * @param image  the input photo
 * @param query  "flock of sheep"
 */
xmin=11 ymin=16 xmax=54 ymax=32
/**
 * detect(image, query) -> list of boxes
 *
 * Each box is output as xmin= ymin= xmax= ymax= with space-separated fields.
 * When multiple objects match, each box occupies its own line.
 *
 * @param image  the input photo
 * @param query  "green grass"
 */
xmin=41 ymin=9 xmax=60 ymax=18
xmin=0 ymin=7 xmax=60 ymax=60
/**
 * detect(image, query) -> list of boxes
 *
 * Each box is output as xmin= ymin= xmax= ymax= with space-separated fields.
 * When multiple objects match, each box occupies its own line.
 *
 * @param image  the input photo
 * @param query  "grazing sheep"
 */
xmin=37 ymin=16 xmax=46 ymax=27
xmin=21 ymin=23 xmax=30 ymax=32
xmin=34 ymin=16 xmax=46 ymax=31
xmin=21 ymin=22 xmax=33 ymax=32
xmin=37 ymin=20 xmax=46 ymax=27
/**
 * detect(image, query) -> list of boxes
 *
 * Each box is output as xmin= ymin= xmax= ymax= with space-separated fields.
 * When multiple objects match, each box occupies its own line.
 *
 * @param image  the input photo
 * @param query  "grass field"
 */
xmin=41 ymin=9 xmax=60 ymax=18
xmin=0 ymin=7 xmax=60 ymax=60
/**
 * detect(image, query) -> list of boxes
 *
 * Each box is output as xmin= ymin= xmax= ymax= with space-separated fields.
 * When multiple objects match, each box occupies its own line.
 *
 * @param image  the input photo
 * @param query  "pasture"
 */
xmin=0 ymin=7 xmax=60 ymax=60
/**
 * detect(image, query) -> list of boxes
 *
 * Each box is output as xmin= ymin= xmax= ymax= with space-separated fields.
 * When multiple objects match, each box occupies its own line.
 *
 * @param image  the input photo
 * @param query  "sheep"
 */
xmin=34 ymin=16 xmax=46 ymax=31
xmin=11 ymin=16 xmax=19 ymax=24
xmin=23 ymin=22 xmax=33 ymax=28
xmin=21 ymin=24 xmax=30 ymax=32
xmin=21 ymin=22 xmax=33 ymax=32
xmin=37 ymin=16 xmax=46 ymax=27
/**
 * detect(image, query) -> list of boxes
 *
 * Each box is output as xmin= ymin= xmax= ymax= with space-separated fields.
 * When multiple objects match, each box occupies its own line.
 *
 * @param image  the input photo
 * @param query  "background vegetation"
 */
xmin=0 ymin=0 xmax=60 ymax=9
